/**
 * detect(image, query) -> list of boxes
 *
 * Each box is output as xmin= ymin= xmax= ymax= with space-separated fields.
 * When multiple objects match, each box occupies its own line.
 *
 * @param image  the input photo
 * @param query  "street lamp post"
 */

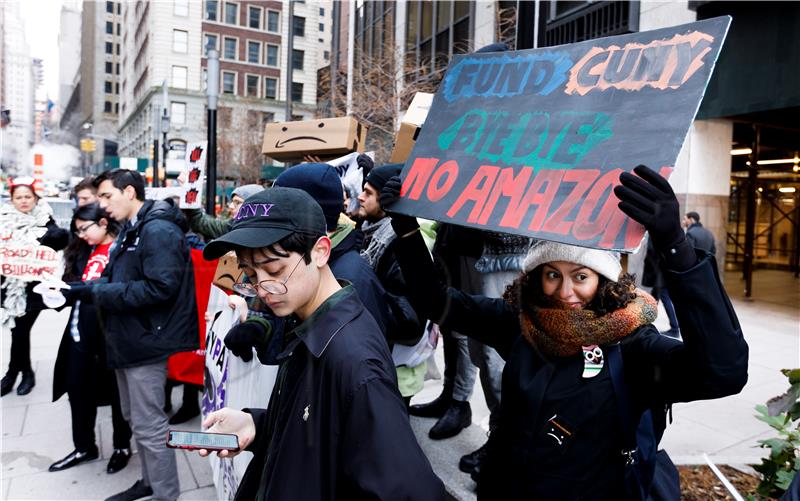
xmin=161 ymin=109 xmax=170 ymax=184
xmin=206 ymin=49 xmax=219 ymax=216
xmin=285 ymin=0 xmax=294 ymax=121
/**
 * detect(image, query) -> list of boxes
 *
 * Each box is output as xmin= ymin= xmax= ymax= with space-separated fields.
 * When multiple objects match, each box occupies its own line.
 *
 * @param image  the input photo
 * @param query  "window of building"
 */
xmin=223 ymin=37 xmax=237 ymax=59
xmin=319 ymin=7 xmax=324 ymax=16
xmin=117 ymin=3 xmax=121 ymax=14
xmin=292 ymin=16 xmax=305 ymax=37
xmin=248 ymin=5 xmax=261 ymax=29
xmin=264 ymin=77 xmax=277 ymax=99
xmin=116 ymin=83 xmax=120 ymax=94
xmin=115 ymin=63 xmax=120 ymax=74
xmin=266 ymin=10 xmax=279 ymax=32
xmin=173 ymin=29 xmax=188 ymax=53
xmin=174 ymin=0 xmax=189 ymax=16
xmin=171 ymin=102 xmax=186 ymax=125
xmin=265 ymin=44 xmax=279 ymax=66
xmin=104 ymin=101 xmax=112 ymax=113
xmin=105 ymin=81 xmax=113 ymax=93
xmin=115 ymin=102 xmax=119 ymax=114
xmin=224 ymin=2 xmax=238 ymax=25
xmin=116 ymin=44 xmax=120 ymax=55
xmin=245 ymin=74 xmax=259 ymax=97
xmin=172 ymin=65 xmax=188 ymax=88
xmin=319 ymin=22 xmax=324 ymax=32
xmin=291 ymin=49 xmax=304 ymax=70
xmin=291 ymin=82 xmax=303 ymax=102
xmin=106 ymin=21 xmax=113 ymax=34
xmin=106 ymin=2 xmax=114 ymax=14
xmin=205 ymin=0 xmax=218 ymax=21
xmin=105 ymin=42 xmax=113 ymax=54
xmin=247 ymin=41 xmax=261 ymax=64
xmin=116 ymin=23 xmax=120 ymax=35
xmin=323 ymin=50 xmax=329 ymax=60
xmin=105 ymin=61 xmax=113 ymax=73
xmin=204 ymin=33 xmax=218 ymax=55
xmin=222 ymin=71 xmax=236 ymax=94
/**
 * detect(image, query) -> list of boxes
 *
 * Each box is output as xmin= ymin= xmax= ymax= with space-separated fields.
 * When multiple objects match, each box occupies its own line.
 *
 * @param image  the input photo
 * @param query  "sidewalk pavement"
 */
xmin=2 ymin=269 xmax=797 ymax=500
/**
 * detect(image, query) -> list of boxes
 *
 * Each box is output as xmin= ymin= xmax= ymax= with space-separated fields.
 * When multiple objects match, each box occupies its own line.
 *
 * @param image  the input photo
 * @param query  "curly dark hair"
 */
xmin=503 ymin=265 xmax=638 ymax=316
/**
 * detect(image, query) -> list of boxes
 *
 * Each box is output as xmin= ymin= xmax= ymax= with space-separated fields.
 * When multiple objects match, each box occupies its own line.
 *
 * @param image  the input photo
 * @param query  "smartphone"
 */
xmin=166 ymin=430 xmax=240 ymax=451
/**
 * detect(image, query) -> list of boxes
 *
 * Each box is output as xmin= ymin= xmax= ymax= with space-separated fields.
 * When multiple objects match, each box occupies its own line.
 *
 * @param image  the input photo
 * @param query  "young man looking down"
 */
xmin=200 ymin=187 xmax=444 ymax=501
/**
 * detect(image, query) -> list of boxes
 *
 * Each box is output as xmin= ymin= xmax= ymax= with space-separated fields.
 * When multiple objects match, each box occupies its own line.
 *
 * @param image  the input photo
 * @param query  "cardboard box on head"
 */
xmin=212 ymin=252 xmax=244 ymax=292
xmin=390 ymin=92 xmax=433 ymax=163
xmin=262 ymin=116 xmax=368 ymax=162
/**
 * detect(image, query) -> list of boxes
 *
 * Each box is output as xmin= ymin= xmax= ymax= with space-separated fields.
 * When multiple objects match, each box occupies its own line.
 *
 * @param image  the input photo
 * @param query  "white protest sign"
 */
xmin=327 ymin=152 xmax=373 ymax=213
xmin=180 ymin=141 xmax=208 ymax=209
xmin=0 ymin=244 xmax=60 ymax=281
xmin=145 ymin=186 xmax=184 ymax=202
xmin=202 ymin=286 xmax=278 ymax=500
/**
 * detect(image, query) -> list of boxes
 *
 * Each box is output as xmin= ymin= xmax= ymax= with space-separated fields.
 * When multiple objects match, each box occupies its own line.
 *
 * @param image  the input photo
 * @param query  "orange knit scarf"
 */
xmin=520 ymin=290 xmax=658 ymax=357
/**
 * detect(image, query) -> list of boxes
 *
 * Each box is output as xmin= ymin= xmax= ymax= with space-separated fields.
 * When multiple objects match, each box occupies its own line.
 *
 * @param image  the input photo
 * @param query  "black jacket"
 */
xmin=329 ymin=229 xmax=391 ymax=334
xmin=235 ymin=286 xmax=444 ymax=501
xmin=39 ymin=216 xmax=70 ymax=250
xmin=394 ymin=231 xmax=748 ymax=500
xmin=53 ymin=248 xmax=114 ymax=404
xmin=91 ymin=200 xmax=199 ymax=369
xmin=686 ymin=222 xmax=716 ymax=255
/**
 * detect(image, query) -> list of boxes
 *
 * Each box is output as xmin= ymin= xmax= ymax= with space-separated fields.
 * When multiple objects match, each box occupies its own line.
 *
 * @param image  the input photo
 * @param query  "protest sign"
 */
xmin=202 ymin=286 xmax=278 ymax=499
xmin=389 ymin=17 xmax=730 ymax=251
xmin=0 ymin=244 xmax=60 ymax=281
xmin=327 ymin=152 xmax=373 ymax=213
xmin=181 ymin=142 xmax=208 ymax=209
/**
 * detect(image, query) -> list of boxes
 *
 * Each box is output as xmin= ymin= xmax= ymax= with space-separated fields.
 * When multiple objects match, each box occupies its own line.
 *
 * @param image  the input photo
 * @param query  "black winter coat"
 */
xmin=53 ymin=248 xmax=114 ymax=403
xmin=686 ymin=222 xmax=716 ymax=255
xmin=328 ymin=229 xmax=391 ymax=334
xmin=91 ymin=200 xmax=199 ymax=368
xmin=394 ymin=232 xmax=748 ymax=500
xmin=235 ymin=286 xmax=445 ymax=501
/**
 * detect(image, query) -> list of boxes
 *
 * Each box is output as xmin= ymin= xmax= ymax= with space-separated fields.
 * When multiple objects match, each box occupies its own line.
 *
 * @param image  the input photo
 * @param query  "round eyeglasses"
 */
xmin=232 ymin=256 xmax=305 ymax=297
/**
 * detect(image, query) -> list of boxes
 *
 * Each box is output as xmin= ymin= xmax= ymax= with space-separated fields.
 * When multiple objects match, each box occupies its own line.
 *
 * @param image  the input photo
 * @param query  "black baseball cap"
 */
xmin=203 ymin=187 xmax=327 ymax=260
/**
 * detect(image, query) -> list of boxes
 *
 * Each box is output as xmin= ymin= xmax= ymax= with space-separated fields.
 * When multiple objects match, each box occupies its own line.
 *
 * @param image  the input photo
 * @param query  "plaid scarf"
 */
xmin=520 ymin=289 xmax=657 ymax=357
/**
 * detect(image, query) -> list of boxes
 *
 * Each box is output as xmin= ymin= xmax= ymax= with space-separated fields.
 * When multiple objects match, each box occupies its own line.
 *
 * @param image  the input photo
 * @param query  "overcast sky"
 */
xmin=20 ymin=0 xmax=64 ymax=101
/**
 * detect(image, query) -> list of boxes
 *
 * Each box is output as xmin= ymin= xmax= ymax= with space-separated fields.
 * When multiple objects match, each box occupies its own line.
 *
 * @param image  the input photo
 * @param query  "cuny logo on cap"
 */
xmin=234 ymin=203 xmax=275 ymax=220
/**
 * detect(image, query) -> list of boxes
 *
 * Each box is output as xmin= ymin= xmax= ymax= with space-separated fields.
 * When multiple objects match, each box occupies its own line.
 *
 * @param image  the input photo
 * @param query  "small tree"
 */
xmin=216 ymin=105 xmax=267 ymax=184
xmin=318 ymin=43 xmax=444 ymax=164
xmin=751 ymin=368 xmax=800 ymax=499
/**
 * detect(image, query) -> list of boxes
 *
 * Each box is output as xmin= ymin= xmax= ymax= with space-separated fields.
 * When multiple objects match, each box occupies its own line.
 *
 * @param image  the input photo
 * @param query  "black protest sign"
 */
xmin=389 ymin=17 xmax=730 ymax=251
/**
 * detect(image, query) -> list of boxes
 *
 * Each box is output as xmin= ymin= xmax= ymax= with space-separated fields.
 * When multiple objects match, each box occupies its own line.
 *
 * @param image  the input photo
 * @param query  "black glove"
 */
xmin=224 ymin=321 xmax=271 ymax=363
xmin=61 ymin=282 xmax=93 ymax=304
xmin=614 ymin=165 xmax=696 ymax=271
xmin=356 ymin=154 xmax=374 ymax=177
xmin=380 ymin=176 xmax=419 ymax=236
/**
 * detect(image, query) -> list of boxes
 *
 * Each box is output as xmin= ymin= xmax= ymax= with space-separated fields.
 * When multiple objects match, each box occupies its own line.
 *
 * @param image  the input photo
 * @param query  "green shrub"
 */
xmin=751 ymin=368 xmax=800 ymax=499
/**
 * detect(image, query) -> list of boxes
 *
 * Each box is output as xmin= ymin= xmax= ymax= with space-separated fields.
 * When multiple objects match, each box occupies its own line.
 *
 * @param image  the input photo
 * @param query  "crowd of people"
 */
xmin=0 ymin=153 xmax=750 ymax=501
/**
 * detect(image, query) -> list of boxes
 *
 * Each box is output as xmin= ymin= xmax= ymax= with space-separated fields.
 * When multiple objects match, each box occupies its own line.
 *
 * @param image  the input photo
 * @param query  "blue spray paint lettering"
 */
xmin=438 ymin=109 xmax=613 ymax=170
xmin=443 ymin=51 xmax=573 ymax=102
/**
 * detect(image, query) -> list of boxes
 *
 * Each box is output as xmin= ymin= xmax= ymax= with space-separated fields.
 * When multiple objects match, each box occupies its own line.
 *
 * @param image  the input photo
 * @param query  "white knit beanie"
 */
xmin=523 ymin=240 xmax=622 ymax=282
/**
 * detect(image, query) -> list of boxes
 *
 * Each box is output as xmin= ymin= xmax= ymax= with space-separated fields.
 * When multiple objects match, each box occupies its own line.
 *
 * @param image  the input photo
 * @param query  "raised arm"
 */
xmin=383 ymin=177 xmax=519 ymax=358
xmin=615 ymin=166 xmax=748 ymax=403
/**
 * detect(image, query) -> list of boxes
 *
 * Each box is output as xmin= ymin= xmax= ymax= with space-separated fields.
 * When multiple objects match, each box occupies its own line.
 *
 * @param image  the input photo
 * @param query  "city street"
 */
xmin=2 ymin=269 xmax=797 ymax=500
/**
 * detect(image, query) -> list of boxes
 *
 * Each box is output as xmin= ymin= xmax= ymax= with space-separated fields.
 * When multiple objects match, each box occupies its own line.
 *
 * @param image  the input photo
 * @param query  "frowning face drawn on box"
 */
xmin=269 ymin=118 xmax=363 ymax=152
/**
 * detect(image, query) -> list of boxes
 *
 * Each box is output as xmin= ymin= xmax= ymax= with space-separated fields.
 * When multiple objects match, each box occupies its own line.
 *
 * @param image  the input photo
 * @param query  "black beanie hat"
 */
xmin=364 ymin=163 xmax=403 ymax=194
xmin=274 ymin=163 xmax=344 ymax=231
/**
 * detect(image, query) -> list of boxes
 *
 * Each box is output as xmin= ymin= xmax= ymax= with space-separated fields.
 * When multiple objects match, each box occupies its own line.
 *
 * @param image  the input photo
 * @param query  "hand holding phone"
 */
xmin=195 ymin=408 xmax=257 ymax=458
xmin=167 ymin=430 xmax=239 ymax=451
